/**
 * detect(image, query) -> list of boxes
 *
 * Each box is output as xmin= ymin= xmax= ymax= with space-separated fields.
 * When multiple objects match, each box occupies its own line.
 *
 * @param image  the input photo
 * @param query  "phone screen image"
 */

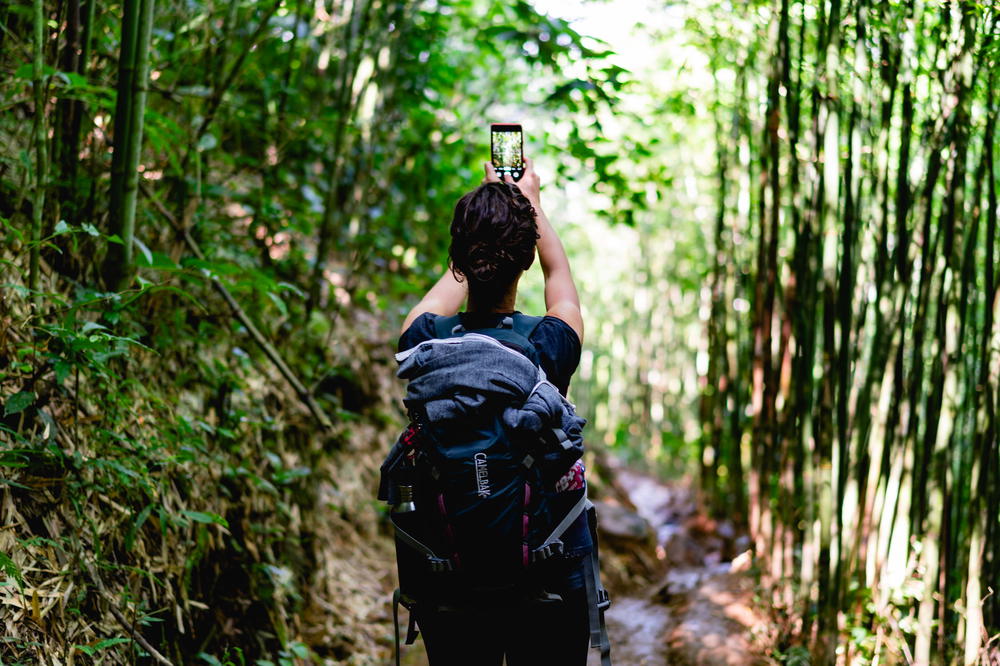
xmin=491 ymin=124 xmax=523 ymax=181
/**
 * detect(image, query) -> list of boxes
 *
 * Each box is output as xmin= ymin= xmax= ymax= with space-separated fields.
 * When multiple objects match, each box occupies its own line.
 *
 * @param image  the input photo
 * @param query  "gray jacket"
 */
xmin=395 ymin=333 xmax=586 ymax=448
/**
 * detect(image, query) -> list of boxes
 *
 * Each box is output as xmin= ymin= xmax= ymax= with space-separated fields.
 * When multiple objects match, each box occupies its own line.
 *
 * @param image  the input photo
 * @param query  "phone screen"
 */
xmin=491 ymin=124 xmax=523 ymax=181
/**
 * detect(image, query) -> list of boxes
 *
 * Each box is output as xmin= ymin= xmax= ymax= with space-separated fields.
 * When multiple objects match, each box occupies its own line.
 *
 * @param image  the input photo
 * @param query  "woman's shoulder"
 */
xmin=397 ymin=312 xmax=438 ymax=352
xmin=530 ymin=315 xmax=581 ymax=351
xmin=529 ymin=315 xmax=582 ymax=395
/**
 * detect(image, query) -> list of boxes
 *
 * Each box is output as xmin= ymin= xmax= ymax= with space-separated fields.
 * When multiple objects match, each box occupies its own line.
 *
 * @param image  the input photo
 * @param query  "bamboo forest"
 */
xmin=1 ymin=0 xmax=998 ymax=663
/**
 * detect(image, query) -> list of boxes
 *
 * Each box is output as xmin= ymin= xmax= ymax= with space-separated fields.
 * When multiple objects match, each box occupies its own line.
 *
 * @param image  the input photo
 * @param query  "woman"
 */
xmin=397 ymin=157 xmax=594 ymax=665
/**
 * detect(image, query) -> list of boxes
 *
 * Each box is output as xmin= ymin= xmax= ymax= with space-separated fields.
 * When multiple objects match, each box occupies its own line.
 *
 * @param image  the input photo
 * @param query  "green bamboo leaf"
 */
xmin=2 ymin=283 xmax=31 ymax=297
xmin=119 ymin=284 xmax=207 ymax=312
xmin=54 ymin=360 xmax=73 ymax=384
xmin=267 ymin=291 xmax=288 ymax=316
xmin=134 ymin=237 xmax=154 ymax=266
xmin=126 ymin=504 xmax=154 ymax=551
xmin=3 ymin=391 xmax=35 ymax=416
xmin=15 ymin=62 xmax=55 ymax=79
xmin=0 ymin=551 xmax=24 ymax=589
xmin=62 ymin=71 xmax=88 ymax=88
xmin=0 ymin=449 xmax=29 ymax=468
xmin=181 ymin=510 xmax=229 ymax=528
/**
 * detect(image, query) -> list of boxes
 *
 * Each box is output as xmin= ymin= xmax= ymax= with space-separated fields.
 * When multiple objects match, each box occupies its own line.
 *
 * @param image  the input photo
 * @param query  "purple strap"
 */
xmin=521 ymin=483 xmax=531 ymax=566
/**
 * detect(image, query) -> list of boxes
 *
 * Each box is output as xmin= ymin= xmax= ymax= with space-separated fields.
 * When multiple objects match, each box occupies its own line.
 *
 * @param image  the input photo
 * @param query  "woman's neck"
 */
xmin=466 ymin=295 xmax=516 ymax=313
xmin=466 ymin=277 xmax=519 ymax=313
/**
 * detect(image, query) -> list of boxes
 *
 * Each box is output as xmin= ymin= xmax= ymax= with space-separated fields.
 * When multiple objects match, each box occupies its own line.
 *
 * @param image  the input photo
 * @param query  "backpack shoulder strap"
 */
xmin=429 ymin=313 xmax=545 ymax=365
xmin=433 ymin=313 xmax=542 ymax=339
xmin=510 ymin=313 xmax=544 ymax=339
xmin=585 ymin=503 xmax=613 ymax=665
xmin=432 ymin=314 xmax=464 ymax=339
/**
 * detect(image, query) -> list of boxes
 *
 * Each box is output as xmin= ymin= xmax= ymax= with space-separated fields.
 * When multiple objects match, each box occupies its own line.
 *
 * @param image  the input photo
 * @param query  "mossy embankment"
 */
xmin=2 ymin=292 xmax=407 ymax=665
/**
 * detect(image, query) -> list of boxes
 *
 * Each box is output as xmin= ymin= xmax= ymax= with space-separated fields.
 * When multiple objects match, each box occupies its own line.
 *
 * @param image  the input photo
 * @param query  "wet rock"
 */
xmin=588 ymin=597 xmax=671 ymax=666
xmin=595 ymin=500 xmax=654 ymax=541
xmin=663 ymin=572 xmax=772 ymax=665
xmin=716 ymin=519 xmax=736 ymax=540
xmin=659 ymin=524 xmax=706 ymax=567
xmin=653 ymin=567 xmax=705 ymax=602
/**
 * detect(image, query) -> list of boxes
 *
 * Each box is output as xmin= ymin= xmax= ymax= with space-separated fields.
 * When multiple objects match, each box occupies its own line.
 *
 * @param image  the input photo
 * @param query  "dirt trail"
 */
xmin=588 ymin=465 xmax=772 ymax=665
xmin=597 ymin=564 xmax=770 ymax=665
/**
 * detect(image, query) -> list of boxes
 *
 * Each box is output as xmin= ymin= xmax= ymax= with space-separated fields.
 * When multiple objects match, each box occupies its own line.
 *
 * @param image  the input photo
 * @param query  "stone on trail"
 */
xmin=594 ymin=500 xmax=654 ymax=541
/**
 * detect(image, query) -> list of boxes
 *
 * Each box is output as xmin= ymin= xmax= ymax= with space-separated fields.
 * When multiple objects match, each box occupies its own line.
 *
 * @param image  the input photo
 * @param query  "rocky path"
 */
xmin=588 ymin=464 xmax=772 ymax=665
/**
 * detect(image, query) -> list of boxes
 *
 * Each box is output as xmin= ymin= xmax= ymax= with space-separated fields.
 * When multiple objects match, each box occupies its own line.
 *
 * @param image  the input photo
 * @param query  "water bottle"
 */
xmin=394 ymin=484 xmax=416 ymax=514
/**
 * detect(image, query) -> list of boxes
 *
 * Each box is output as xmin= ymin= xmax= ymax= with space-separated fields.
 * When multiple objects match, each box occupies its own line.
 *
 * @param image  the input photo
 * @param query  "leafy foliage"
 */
xmin=3 ymin=0 xmax=996 ymax=662
xmin=0 ymin=0 xmax=640 ymax=661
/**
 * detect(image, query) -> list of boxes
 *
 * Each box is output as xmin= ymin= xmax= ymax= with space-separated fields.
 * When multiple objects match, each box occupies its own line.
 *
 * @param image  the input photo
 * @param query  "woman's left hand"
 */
xmin=482 ymin=159 xmax=541 ymax=208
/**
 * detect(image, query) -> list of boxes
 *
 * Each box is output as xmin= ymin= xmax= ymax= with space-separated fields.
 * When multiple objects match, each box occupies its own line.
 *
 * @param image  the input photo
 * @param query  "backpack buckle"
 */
xmin=427 ymin=556 xmax=455 ymax=573
xmin=531 ymin=539 xmax=565 ymax=563
xmin=542 ymin=427 xmax=573 ymax=451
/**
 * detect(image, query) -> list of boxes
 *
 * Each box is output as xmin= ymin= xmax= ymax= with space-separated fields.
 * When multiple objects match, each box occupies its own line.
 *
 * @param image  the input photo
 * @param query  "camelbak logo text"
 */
xmin=474 ymin=453 xmax=491 ymax=498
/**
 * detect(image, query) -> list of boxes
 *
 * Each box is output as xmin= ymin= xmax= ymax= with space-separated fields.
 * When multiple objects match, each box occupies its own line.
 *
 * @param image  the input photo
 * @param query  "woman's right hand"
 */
xmin=482 ymin=158 xmax=541 ymax=208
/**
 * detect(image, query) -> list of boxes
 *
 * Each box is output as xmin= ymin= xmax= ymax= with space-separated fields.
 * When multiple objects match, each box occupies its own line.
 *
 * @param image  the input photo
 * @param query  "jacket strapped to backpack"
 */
xmin=384 ymin=313 xmax=612 ymax=665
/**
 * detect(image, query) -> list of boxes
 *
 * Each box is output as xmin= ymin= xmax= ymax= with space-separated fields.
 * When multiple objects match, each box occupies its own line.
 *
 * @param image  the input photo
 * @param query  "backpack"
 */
xmin=379 ymin=313 xmax=612 ymax=666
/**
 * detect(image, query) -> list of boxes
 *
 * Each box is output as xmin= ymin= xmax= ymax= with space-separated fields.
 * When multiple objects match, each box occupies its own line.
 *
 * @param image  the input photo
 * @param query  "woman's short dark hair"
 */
xmin=449 ymin=181 xmax=538 ymax=307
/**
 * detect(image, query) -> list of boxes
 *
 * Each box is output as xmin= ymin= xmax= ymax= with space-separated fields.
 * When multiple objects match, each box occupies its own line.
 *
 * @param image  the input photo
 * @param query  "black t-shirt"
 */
xmin=398 ymin=311 xmax=582 ymax=396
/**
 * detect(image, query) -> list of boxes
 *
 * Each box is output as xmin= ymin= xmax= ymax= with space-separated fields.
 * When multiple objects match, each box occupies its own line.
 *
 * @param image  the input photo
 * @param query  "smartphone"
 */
xmin=490 ymin=123 xmax=524 ymax=182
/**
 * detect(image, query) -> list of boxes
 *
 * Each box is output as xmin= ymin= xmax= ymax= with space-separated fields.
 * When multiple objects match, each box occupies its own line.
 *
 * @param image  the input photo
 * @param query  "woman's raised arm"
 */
xmin=503 ymin=157 xmax=583 ymax=343
xmin=400 ymin=268 xmax=467 ymax=335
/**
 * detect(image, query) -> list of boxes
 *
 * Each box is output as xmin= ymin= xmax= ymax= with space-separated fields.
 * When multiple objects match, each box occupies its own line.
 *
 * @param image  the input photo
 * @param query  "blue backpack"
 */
xmin=379 ymin=313 xmax=611 ymax=665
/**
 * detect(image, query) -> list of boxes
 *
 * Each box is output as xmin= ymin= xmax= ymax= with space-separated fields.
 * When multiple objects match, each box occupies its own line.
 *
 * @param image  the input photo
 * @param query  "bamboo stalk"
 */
xmin=105 ymin=0 xmax=140 ymax=286
xmin=117 ymin=0 xmax=157 ymax=287
xmin=696 ymin=0 xmax=999 ymax=655
xmin=965 ymin=66 xmax=998 ymax=664
xmin=29 ymin=0 xmax=47 ymax=309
